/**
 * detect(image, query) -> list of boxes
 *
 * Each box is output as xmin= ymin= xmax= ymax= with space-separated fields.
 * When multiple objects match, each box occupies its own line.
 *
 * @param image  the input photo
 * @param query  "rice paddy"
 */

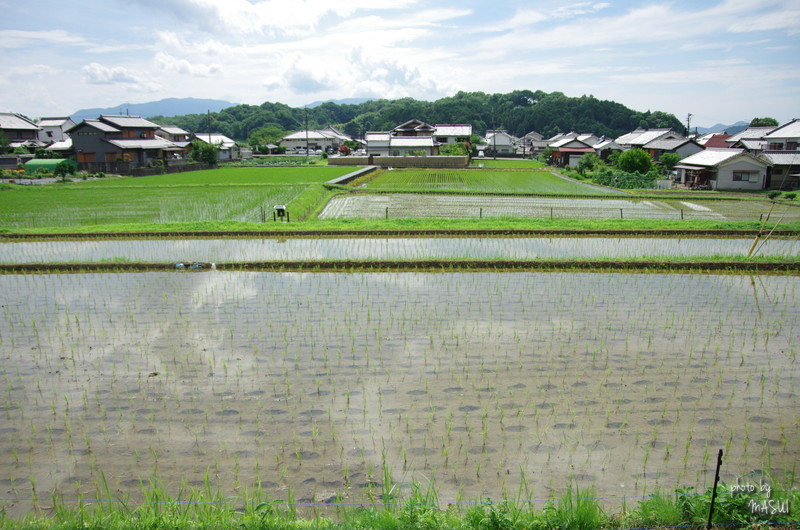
xmin=352 ymin=169 xmax=621 ymax=195
xmin=1 ymin=236 xmax=799 ymax=264
xmin=0 ymin=270 xmax=797 ymax=521
xmin=319 ymin=194 xmax=800 ymax=222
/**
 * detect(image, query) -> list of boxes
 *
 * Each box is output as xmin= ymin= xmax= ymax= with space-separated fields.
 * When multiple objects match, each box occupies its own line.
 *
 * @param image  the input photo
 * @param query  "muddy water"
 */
xmin=1 ymin=237 xmax=799 ymax=264
xmin=0 ymin=272 xmax=797 ymax=518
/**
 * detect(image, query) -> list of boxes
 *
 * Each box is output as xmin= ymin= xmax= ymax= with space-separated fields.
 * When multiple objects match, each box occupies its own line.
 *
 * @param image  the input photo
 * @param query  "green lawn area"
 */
xmin=80 ymin=166 xmax=353 ymax=187
xmin=358 ymin=168 xmax=620 ymax=195
xmin=0 ymin=167 xmax=355 ymax=229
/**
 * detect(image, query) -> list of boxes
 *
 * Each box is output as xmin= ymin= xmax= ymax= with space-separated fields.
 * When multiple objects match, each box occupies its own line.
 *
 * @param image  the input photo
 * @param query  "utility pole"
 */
xmin=686 ymin=113 xmax=693 ymax=137
xmin=304 ymin=108 xmax=309 ymax=155
xmin=208 ymin=110 xmax=211 ymax=143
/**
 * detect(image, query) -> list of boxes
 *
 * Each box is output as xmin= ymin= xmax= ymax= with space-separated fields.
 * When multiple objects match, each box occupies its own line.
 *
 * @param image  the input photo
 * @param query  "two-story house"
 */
xmin=0 ymin=113 xmax=42 ymax=150
xmin=68 ymin=115 xmax=178 ymax=168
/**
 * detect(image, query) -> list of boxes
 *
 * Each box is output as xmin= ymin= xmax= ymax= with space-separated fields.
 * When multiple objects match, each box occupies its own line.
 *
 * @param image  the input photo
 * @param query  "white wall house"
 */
xmin=280 ymin=126 xmax=352 ymax=152
xmin=676 ymin=149 xmax=770 ymax=190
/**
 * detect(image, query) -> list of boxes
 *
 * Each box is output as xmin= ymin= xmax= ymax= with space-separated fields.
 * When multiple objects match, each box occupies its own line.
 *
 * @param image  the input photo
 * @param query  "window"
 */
xmin=732 ymin=171 xmax=759 ymax=183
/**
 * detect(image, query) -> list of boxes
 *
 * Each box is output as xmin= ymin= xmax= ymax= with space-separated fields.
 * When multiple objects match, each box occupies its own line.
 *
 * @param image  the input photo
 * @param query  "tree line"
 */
xmin=150 ymin=90 xmax=685 ymax=147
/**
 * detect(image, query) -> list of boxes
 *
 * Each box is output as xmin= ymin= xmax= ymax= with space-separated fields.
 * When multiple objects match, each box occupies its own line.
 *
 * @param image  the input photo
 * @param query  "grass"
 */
xmin=0 ymin=167 xmax=354 ymax=229
xmin=352 ymin=168 xmax=619 ymax=195
xmin=3 ymin=217 xmax=799 ymax=235
xmin=1 ymin=481 xmax=796 ymax=529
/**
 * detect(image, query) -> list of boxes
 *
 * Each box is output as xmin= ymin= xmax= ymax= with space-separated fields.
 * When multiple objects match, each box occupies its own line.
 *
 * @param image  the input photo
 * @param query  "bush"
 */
xmin=593 ymin=168 xmax=658 ymax=189
xmin=767 ymin=191 xmax=781 ymax=200
xmin=784 ymin=192 xmax=796 ymax=200
xmin=616 ymin=148 xmax=653 ymax=174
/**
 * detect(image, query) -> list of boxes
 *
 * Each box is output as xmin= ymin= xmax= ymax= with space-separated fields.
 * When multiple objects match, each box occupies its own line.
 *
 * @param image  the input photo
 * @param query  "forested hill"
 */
xmin=151 ymin=90 xmax=684 ymax=144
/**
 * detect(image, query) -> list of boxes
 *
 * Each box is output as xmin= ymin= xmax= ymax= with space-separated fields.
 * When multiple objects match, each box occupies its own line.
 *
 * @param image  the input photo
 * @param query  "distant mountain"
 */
xmin=695 ymin=121 xmax=748 ymax=135
xmin=71 ymin=97 xmax=237 ymax=122
xmin=304 ymin=98 xmax=375 ymax=108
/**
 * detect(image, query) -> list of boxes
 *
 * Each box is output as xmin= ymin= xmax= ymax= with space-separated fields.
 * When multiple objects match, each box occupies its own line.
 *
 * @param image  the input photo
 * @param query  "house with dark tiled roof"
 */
xmin=642 ymin=138 xmax=703 ymax=162
xmin=37 ymin=117 xmax=76 ymax=144
xmin=68 ymin=115 xmax=179 ymax=168
xmin=366 ymin=120 xmax=440 ymax=156
xmin=0 ymin=113 xmax=43 ymax=151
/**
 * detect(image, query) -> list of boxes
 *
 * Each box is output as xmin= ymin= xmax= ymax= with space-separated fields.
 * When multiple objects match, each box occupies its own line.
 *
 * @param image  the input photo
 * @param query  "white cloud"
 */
xmin=131 ymin=0 xmax=421 ymax=36
xmin=0 ymin=29 xmax=88 ymax=49
xmin=154 ymin=52 xmax=222 ymax=77
xmin=81 ymin=62 xmax=154 ymax=88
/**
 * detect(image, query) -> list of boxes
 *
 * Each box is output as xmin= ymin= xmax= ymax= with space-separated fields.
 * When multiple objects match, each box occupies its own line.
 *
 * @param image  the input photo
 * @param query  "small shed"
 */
xmin=24 ymin=158 xmax=64 ymax=174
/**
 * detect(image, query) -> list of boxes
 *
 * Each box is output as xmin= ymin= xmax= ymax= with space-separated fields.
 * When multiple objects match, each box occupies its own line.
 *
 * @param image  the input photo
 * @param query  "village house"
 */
xmin=676 ymin=148 xmax=770 ymax=190
xmin=0 ymin=112 xmax=43 ymax=150
xmin=642 ymin=138 xmax=704 ymax=162
xmin=68 ymin=115 xmax=179 ymax=169
xmin=480 ymin=130 xmax=517 ymax=157
xmin=191 ymin=133 xmax=240 ymax=161
xmin=615 ymin=128 xmax=683 ymax=149
xmin=280 ymin=126 xmax=352 ymax=153
xmin=37 ymin=117 xmax=76 ymax=144
xmin=366 ymin=120 xmax=439 ymax=157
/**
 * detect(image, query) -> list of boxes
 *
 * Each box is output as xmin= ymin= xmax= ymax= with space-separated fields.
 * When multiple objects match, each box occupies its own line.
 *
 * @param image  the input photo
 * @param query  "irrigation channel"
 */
xmin=1 ymin=236 xmax=799 ymax=264
xmin=0 ymin=269 xmax=797 ymax=520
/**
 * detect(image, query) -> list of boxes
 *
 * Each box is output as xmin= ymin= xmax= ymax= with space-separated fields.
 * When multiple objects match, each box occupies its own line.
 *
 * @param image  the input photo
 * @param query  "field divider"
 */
xmin=3 ymin=229 xmax=800 ymax=240
xmin=3 ymin=260 xmax=798 ymax=274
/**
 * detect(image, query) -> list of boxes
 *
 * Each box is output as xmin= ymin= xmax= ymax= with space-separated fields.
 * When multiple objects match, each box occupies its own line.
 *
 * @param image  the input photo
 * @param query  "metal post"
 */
xmin=550 ymin=207 xmax=553 ymax=220
xmin=480 ymin=208 xmax=482 ymax=219
xmin=681 ymin=209 xmax=684 ymax=220
xmin=385 ymin=207 xmax=388 ymax=219
xmin=620 ymin=208 xmax=623 ymax=219
xmin=707 ymin=450 xmax=723 ymax=530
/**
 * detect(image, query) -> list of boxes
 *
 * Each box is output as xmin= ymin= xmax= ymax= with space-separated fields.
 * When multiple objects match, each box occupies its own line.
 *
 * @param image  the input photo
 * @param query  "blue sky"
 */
xmin=1 ymin=0 xmax=798 ymax=127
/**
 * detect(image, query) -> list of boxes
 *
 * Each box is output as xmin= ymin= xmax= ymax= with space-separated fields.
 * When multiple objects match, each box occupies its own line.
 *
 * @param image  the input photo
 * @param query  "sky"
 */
xmin=1 ymin=0 xmax=798 ymax=128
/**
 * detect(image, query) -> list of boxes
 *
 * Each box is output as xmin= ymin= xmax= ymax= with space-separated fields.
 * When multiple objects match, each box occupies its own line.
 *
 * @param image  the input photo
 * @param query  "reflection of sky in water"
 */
xmin=1 ymin=237 xmax=799 ymax=263
xmin=1 ymin=271 xmax=797 ymax=513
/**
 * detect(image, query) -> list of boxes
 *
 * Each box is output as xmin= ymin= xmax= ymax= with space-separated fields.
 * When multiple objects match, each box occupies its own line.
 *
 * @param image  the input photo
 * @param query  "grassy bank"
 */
xmin=1 ymin=479 xmax=796 ymax=529
xmin=3 ymin=217 xmax=799 ymax=235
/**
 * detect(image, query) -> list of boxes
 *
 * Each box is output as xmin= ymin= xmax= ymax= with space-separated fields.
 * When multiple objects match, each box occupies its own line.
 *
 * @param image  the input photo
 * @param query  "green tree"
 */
xmin=248 ymin=125 xmax=285 ymax=147
xmin=658 ymin=152 xmax=681 ymax=172
xmin=439 ymin=142 xmax=469 ymax=156
xmin=54 ymin=159 xmax=77 ymax=181
xmin=0 ymin=131 xmax=10 ymax=154
xmin=749 ymin=117 xmax=779 ymax=127
xmin=537 ymin=146 xmax=554 ymax=165
xmin=576 ymin=153 xmax=601 ymax=175
xmin=190 ymin=140 xmax=219 ymax=165
xmin=616 ymin=148 xmax=653 ymax=174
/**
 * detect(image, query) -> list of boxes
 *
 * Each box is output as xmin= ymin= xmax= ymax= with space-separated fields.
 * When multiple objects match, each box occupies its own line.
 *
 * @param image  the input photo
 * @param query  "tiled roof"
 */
xmin=644 ymin=138 xmax=691 ymax=150
xmin=81 ymin=120 xmax=120 ymax=133
xmin=677 ymin=148 xmax=767 ymax=168
xmin=760 ymin=152 xmax=800 ymax=165
xmin=0 ymin=112 xmax=39 ymax=130
xmin=106 ymin=138 xmax=177 ymax=149
xmin=725 ymin=127 xmax=776 ymax=143
xmin=158 ymin=126 xmax=189 ymax=135
xmin=101 ymin=115 xmax=159 ymax=129
xmin=763 ymin=119 xmax=800 ymax=140
xmin=618 ymin=129 xmax=678 ymax=146
xmin=193 ymin=133 xmax=236 ymax=148
xmin=37 ymin=117 xmax=72 ymax=128
xmin=435 ymin=124 xmax=472 ymax=137
xmin=390 ymin=137 xmax=435 ymax=148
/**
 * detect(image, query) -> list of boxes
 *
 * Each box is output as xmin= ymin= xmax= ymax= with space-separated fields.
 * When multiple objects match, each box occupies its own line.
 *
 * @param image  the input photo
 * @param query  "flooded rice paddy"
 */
xmin=320 ymin=194 xmax=800 ymax=222
xmin=0 ymin=271 xmax=797 ymax=518
xmin=1 ymin=236 xmax=799 ymax=264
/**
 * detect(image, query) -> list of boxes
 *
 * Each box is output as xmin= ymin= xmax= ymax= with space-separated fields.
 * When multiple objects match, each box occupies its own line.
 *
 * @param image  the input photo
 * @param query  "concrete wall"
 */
xmin=329 ymin=156 xmax=468 ymax=168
